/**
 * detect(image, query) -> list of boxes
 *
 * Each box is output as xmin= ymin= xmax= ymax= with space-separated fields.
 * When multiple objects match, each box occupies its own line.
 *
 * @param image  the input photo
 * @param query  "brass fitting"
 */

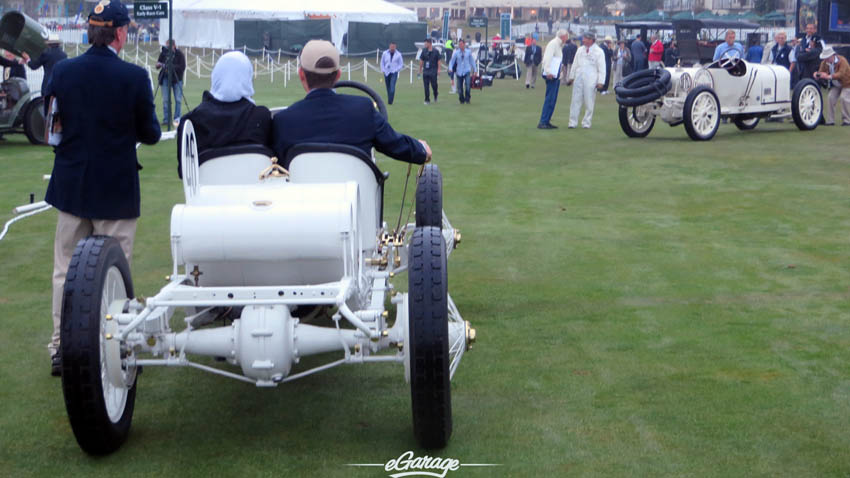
xmin=105 ymin=333 xmax=113 ymax=340
xmin=105 ymin=314 xmax=113 ymax=321
xmin=146 ymin=336 xmax=157 ymax=347
xmin=465 ymin=320 xmax=476 ymax=351
xmin=396 ymin=341 xmax=404 ymax=352
xmin=454 ymin=230 xmax=462 ymax=246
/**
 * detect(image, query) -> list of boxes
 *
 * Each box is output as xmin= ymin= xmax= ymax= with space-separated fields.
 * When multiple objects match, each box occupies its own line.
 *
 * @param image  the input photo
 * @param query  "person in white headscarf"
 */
xmin=176 ymin=51 xmax=272 ymax=178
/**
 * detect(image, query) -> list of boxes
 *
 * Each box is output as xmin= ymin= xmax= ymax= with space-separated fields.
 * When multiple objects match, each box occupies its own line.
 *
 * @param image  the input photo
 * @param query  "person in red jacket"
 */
xmin=648 ymin=35 xmax=664 ymax=69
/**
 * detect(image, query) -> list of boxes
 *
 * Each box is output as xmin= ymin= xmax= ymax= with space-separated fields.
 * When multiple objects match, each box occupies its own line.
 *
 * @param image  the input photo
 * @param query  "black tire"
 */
xmin=618 ymin=105 xmax=656 ymax=138
xmin=408 ymin=227 xmax=451 ymax=449
xmin=23 ymin=96 xmax=46 ymax=145
xmin=61 ymin=236 xmax=137 ymax=455
xmin=615 ymin=68 xmax=672 ymax=107
xmin=683 ymin=86 xmax=720 ymax=141
xmin=733 ymin=115 xmax=760 ymax=130
xmin=415 ymin=164 xmax=442 ymax=228
xmin=791 ymin=79 xmax=822 ymax=131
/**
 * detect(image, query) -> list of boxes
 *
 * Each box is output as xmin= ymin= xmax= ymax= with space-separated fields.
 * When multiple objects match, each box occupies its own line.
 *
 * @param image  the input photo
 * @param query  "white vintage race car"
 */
xmin=57 ymin=82 xmax=474 ymax=454
xmin=615 ymin=58 xmax=823 ymax=141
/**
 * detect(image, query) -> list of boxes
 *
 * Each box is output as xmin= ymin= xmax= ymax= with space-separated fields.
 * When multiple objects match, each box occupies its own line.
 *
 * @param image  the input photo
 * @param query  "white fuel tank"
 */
xmin=170 ymin=181 xmax=360 ymax=286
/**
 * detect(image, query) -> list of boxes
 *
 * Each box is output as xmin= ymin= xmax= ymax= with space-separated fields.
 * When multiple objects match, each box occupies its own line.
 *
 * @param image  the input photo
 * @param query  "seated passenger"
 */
xmin=272 ymin=40 xmax=431 ymax=166
xmin=176 ymin=51 xmax=271 ymax=178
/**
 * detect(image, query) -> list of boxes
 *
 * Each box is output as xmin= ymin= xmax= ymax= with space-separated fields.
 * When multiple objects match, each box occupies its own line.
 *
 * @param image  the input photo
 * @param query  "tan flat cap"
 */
xmin=300 ymin=40 xmax=339 ymax=74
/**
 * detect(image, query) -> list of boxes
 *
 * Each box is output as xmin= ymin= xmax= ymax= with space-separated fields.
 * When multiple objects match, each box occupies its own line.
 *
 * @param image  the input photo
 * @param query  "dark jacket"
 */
xmin=771 ymin=43 xmax=792 ymax=69
xmin=562 ymin=42 xmax=577 ymax=65
xmin=795 ymin=35 xmax=822 ymax=82
xmin=176 ymin=91 xmax=272 ymax=178
xmin=0 ymin=57 xmax=26 ymax=79
xmin=27 ymin=45 xmax=68 ymax=96
xmin=525 ymin=44 xmax=542 ymax=66
xmin=631 ymin=40 xmax=647 ymax=69
xmin=272 ymin=88 xmax=427 ymax=165
xmin=156 ymin=47 xmax=186 ymax=84
xmin=663 ymin=46 xmax=680 ymax=67
xmin=44 ymin=46 xmax=160 ymax=220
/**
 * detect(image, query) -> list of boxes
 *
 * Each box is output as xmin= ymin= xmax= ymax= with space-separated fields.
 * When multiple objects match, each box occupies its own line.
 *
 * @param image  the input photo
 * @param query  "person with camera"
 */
xmin=156 ymin=39 xmax=186 ymax=127
xmin=43 ymin=0 xmax=160 ymax=376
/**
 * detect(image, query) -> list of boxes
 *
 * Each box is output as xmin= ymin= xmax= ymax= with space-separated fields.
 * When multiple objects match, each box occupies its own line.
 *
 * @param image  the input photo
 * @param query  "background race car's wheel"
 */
xmin=618 ymin=105 xmax=655 ymax=138
xmin=61 ymin=236 xmax=137 ymax=455
xmin=791 ymin=79 xmax=822 ymax=131
xmin=333 ymin=80 xmax=387 ymax=118
xmin=415 ymin=164 xmax=443 ymax=228
xmin=23 ymin=96 xmax=46 ymax=145
xmin=408 ymin=226 xmax=451 ymax=449
xmin=683 ymin=86 xmax=720 ymax=141
xmin=733 ymin=115 xmax=760 ymax=130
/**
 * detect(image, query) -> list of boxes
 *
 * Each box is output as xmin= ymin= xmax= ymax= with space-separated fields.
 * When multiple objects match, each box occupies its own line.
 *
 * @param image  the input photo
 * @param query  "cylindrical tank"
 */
xmin=0 ymin=12 xmax=48 ymax=58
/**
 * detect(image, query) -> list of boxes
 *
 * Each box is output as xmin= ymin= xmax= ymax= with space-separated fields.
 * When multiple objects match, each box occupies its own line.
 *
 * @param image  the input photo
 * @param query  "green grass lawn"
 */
xmin=1 ymin=62 xmax=850 ymax=477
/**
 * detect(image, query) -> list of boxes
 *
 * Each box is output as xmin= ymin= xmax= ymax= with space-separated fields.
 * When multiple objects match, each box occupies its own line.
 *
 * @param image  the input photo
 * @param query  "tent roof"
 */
xmin=173 ymin=0 xmax=417 ymax=21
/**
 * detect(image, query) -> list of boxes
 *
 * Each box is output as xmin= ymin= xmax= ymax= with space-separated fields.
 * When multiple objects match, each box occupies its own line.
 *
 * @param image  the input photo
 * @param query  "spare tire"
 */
xmin=615 ymin=68 xmax=672 ymax=107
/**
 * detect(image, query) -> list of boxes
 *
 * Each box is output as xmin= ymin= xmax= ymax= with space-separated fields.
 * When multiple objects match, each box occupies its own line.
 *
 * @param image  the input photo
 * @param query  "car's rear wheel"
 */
xmin=733 ymin=115 xmax=759 ymax=130
xmin=61 ymin=236 xmax=137 ymax=455
xmin=408 ymin=227 xmax=452 ymax=449
xmin=23 ymin=96 xmax=46 ymax=145
xmin=618 ymin=105 xmax=655 ymax=138
xmin=791 ymin=79 xmax=822 ymax=130
xmin=683 ymin=86 xmax=720 ymax=141
xmin=415 ymin=164 xmax=443 ymax=228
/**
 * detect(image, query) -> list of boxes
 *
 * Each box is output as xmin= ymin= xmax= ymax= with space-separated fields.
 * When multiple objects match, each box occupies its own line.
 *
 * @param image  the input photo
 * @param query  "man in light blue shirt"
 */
xmin=713 ymin=30 xmax=745 ymax=61
xmin=380 ymin=41 xmax=404 ymax=105
xmin=448 ymin=38 xmax=478 ymax=104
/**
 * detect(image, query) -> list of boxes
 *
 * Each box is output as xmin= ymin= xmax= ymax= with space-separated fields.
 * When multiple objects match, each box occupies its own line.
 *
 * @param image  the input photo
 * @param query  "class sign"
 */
xmin=134 ymin=2 xmax=168 ymax=19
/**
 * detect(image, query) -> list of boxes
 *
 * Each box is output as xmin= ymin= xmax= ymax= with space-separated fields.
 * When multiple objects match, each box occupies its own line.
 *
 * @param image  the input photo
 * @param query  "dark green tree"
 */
xmin=624 ymin=0 xmax=662 ymax=15
xmin=753 ymin=0 xmax=780 ymax=15
xmin=582 ymin=0 xmax=609 ymax=16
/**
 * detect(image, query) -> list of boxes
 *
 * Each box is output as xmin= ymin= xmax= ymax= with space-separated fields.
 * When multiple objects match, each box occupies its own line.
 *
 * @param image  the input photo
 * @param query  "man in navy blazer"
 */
xmin=272 ymin=40 xmax=431 ymax=166
xmin=43 ymin=0 xmax=160 ymax=376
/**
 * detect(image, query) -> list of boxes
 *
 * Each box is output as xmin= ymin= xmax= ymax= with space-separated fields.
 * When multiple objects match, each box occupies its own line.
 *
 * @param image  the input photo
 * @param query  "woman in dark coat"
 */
xmin=176 ymin=51 xmax=272 ymax=178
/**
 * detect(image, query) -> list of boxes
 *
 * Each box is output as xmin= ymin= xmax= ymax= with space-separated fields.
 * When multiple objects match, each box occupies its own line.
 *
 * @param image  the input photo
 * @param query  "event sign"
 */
xmin=134 ymin=2 xmax=168 ymax=19
xmin=469 ymin=16 xmax=487 ymax=28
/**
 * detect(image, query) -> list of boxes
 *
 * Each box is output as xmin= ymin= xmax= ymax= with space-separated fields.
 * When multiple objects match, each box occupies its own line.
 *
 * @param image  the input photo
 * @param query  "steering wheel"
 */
xmin=719 ymin=56 xmax=741 ymax=71
xmin=334 ymin=81 xmax=388 ymax=119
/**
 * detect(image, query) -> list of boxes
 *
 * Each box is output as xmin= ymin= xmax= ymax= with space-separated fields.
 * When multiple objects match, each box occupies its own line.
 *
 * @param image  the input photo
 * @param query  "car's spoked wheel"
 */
xmin=791 ymin=79 xmax=822 ymax=130
xmin=683 ymin=86 xmax=720 ymax=141
xmin=408 ymin=226 xmax=452 ymax=449
xmin=733 ymin=116 xmax=759 ymax=130
xmin=61 ymin=236 xmax=137 ymax=455
xmin=415 ymin=164 xmax=443 ymax=228
xmin=618 ymin=105 xmax=655 ymax=137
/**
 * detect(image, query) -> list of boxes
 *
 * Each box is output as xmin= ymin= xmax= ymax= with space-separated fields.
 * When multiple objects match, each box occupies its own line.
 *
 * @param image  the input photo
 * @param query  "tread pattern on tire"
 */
xmin=61 ymin=235 xmax=136 ymax=455
xmin=408 ymin=226 xmax=451 ymax=449
xmin=23 ymin=96 xmax=45 ymax=145
xmin=415 ymin=164 xmax=443 ymax=229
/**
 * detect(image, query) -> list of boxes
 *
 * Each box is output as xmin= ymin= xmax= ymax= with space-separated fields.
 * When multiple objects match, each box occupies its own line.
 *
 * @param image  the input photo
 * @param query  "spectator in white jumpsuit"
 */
xmin=567 ymin=31 xmax=606 ymax=129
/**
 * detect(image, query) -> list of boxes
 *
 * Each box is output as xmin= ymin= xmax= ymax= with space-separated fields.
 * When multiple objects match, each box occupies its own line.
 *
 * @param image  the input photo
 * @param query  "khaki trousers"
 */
xmin=525 ymin=63 xmax=540 ymax=87
xmin=49 ymin=210 xmax=137 ymax=356
xmin=825 ymin=86 xmax=850 ymax=125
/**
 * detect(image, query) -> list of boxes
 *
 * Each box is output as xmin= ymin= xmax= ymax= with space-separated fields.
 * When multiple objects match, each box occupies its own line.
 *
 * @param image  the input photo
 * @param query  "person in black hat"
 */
xmin=156 ymin=39 xmax=186 ymax=127
xmin=43 ymin=0 xmax=161 ymax=376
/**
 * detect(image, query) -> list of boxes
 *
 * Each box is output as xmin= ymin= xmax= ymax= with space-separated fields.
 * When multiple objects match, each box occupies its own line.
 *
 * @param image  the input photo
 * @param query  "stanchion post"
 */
xmin=364 ymin=58 xmax=367 ymax=81
xmin=348 ymin=61 xmax=351 ymax=81
xmin=410 ymin=60 xmax=413 ymax=83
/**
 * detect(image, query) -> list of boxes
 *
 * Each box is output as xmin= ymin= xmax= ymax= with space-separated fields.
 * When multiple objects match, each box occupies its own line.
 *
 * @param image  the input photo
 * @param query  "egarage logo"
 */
xmin=348 ymin=450 xmax=499 ymax=477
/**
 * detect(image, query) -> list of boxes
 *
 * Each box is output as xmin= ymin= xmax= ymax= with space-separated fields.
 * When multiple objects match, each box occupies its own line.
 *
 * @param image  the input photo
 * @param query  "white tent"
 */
xmin=161 ymin=0 xmax=418 ymax=50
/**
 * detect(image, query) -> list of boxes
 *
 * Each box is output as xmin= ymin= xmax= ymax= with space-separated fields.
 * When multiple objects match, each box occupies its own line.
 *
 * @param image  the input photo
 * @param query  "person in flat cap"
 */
xmin=43 ymin=0 xmax=161 ymax=376
xmin=22 ymin=33 xmax=67 ymax=97
xmin=272 ymin=40 xmax=431 ymax=166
